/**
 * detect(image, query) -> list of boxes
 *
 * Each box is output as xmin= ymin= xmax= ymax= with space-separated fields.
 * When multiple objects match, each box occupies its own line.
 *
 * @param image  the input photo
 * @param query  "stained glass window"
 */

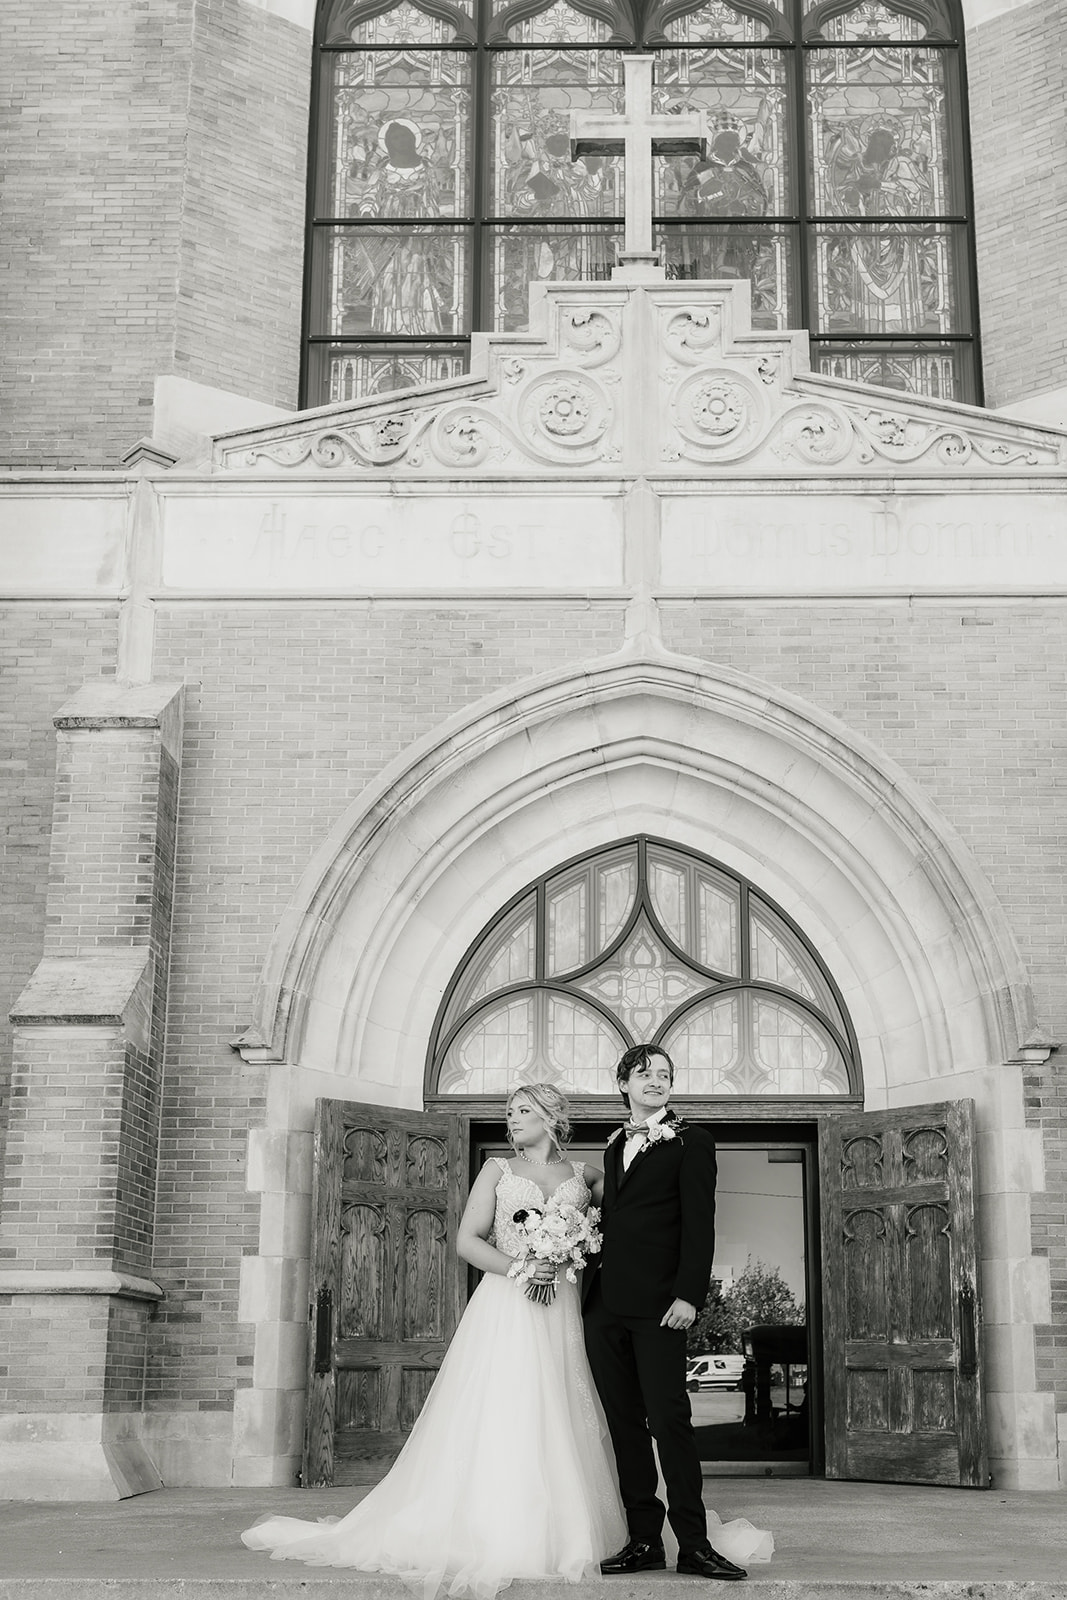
xmin=308 ymin=0 xmax=976 ymax=405
xmin=427 ymin=836 xmax=859 ymax=1098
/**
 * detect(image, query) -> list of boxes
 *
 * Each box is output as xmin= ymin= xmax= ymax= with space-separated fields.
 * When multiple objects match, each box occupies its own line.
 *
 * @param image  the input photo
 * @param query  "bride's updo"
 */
xmin=506 ymin=1082 xmax=572 ymax=1154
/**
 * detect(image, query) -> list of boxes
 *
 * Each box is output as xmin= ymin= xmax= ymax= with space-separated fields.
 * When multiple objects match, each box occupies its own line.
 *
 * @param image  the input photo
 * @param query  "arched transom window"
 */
xmin=307 ymin=0 xmax=978 ymax=406
xmin=426 ymin=837 xmax=860 ymax=1098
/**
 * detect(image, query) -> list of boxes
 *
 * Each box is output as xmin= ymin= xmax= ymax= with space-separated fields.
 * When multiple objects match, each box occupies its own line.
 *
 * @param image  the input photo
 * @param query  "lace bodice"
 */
xmin=490 ymin=1159 xmax=590 ymax=1258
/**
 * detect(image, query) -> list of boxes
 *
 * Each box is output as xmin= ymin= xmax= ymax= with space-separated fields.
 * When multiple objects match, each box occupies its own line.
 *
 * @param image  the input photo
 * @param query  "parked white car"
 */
xmin=686 ymin=1354 xmax=746 ymax=1391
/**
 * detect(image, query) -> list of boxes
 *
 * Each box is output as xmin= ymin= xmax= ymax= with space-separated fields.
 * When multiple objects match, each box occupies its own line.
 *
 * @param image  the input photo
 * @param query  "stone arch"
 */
xmin=236 ymin=648 xmax=1037 ymax=1105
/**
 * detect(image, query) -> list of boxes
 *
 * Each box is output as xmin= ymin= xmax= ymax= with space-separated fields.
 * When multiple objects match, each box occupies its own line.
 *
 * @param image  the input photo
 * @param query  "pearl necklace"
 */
xmin=514 ymin=1146 xmax=557 ymax=1165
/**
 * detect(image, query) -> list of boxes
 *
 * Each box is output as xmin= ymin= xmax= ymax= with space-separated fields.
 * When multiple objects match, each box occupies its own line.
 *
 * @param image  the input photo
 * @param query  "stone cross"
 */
xmin=570 ymin=54 xmax=708 ymax=269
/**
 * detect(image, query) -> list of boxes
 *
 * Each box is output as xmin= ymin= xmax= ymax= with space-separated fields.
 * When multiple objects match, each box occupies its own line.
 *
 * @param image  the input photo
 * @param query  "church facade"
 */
xmin=1 ymin=0 xmax=1066 ymax=1500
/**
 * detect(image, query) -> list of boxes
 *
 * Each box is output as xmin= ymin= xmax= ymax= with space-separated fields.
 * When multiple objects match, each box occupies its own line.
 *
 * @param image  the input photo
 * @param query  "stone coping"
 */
xmin=0 ymin=1270 xmax=163 ymax=1300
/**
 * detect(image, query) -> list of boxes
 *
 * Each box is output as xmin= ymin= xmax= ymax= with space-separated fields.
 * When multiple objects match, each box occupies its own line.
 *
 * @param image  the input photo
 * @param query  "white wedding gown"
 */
xmin=242 ymin=1161 xmax=627 ymax=1598
xmin=242 ymin=1160 xmax=772 ymax=1596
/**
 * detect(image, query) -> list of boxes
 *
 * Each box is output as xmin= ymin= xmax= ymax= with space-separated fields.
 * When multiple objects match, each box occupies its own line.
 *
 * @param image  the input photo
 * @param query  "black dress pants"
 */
xmin=583 ymin=1277 xmax=707 ymax=1552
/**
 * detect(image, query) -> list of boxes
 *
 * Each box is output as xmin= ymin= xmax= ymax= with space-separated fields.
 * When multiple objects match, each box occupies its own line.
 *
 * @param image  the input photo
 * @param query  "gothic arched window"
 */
xmin=426 ymin=837 xmax=861 ymax=1099
xmin=306 ymin=0 xmax=978 ymax=408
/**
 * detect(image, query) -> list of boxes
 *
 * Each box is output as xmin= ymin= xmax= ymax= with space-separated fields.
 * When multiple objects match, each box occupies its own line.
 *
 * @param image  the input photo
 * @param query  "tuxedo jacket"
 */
xmin=592 ymin=1116 xmax=717 ymax=1318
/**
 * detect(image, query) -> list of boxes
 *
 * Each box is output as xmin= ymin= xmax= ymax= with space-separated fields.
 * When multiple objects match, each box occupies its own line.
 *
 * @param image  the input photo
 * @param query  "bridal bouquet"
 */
xmin=507 ymin=1203 xmax=602 ymax=1306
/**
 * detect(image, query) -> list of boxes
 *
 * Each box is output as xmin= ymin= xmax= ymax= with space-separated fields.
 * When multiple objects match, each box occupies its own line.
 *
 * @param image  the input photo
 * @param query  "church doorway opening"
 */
xmin=303 ymin=1097 xmax=985 ymax=1492
xmin=470 ymin=1116 xmax=819 ymax=1481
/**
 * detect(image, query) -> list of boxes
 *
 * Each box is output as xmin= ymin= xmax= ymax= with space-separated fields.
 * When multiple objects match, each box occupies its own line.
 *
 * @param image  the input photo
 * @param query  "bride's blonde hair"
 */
xmin=506 ymin=1083 xmax=572 ymax=1154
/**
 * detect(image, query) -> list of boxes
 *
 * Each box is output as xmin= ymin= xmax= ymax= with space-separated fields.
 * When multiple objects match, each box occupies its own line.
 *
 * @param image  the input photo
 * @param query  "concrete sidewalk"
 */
xmin=1 ymin=1481 xmax=1065 ymax=1598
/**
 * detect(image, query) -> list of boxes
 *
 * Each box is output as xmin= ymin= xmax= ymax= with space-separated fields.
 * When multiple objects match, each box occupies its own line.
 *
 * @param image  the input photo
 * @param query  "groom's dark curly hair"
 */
xmin=615 ymin=1044 xmax=675 ymax=1107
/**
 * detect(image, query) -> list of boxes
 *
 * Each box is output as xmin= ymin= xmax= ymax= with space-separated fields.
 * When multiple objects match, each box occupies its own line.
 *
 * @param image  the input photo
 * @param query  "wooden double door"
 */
xmin=303 ymin=1098 xmax=987 ymax=1491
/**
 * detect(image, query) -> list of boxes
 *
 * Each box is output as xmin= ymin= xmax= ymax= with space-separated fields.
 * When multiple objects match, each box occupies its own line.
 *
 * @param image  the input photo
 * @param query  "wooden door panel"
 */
xmin=303 ymin=1099 xmax=468 ymax=1487
xmin=820 ymin=1099 xmax=986 ymax=1488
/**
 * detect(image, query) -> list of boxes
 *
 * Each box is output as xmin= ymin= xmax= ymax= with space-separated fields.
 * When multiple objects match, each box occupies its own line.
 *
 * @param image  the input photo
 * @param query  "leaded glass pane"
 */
xmin=597 ymin=855 xmax=637 ymax=953
xmin=547 ymin=875 xmax=588 ymax=974
xmin=750 ymin=896 xmax=848 ymax=1033
xmin=573 ymin=914 xmax=706 ymax=1038
xmin=752 ymin=996 xmax=851 ymax=1092
xmin=649 ymin=859 xmax=688 ymax=948
xmin=498 ymin=0 xmax=615 ymax=44
xmin=325 ymin=53 xmax=471 ymax=218
xmin=345 ymin=0 xmax=473 ymax=46
xmin=662 ymin=996 xmax=741 ymax=1093
xmin=547 ymin=995 xmax=627 ymax=1091
xmin=751 ymin=908 xmax=817 ymax=1000
xmin=317 ymin=226 xmax=469 ymax=337
xmin=441 ymin=898 xmax=537 ymax=1033
xmin=811 ymin=222 xmax=966 ymax=335
xmin=440 ymin=996 xmax=535 ymax=1093
xmin=491 ymin=51 xmax=624 ymax=218
xmin=444 ymin=896 xmax=537 ymax=1028
xmin=807 ymin=0 xmax=930 ymax=40
xmin=656 ymin=50 xmax=792 ymax=215
xmin=662 ymin=224 xmax=793 ymax=328
xmin=489 ymin=226 xmax=620 ymax=331
xmin=320 ymin=345 xmax=468 ymax=404
xmin=811 ymin=340 xmax=968 ymax=399
xmin=697 ymin=873 xmax=740 ymax=974
xmin=807 ymin=47 xmax=956 ymax=215
xmin=664 ymin=0 xmax=784 ymax=44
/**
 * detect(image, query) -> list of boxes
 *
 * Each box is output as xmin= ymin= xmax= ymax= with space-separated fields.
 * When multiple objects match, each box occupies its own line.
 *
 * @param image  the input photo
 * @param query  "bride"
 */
xmin=242 ymin=1084 xmax=628 ymax=1597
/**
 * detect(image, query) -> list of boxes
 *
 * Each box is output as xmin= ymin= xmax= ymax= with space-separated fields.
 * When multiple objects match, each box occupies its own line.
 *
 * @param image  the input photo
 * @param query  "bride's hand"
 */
xmin=530 ymin=1260 xmax=557 ymax=1281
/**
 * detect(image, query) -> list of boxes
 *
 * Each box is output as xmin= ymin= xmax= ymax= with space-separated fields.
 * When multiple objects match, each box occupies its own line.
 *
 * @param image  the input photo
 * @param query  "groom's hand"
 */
xmin=660 ymin=1297 xmax=696 ymax=1331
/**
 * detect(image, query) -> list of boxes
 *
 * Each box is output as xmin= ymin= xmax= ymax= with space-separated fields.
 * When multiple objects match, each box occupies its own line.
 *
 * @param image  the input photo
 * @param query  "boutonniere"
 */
xmin=644 ymin=1119 xmax=680 ymax=1147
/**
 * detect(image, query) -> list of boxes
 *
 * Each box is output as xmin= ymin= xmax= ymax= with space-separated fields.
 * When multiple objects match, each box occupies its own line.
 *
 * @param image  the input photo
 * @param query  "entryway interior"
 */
xmin=472 ymin=1121 xmax=817 ymax=1478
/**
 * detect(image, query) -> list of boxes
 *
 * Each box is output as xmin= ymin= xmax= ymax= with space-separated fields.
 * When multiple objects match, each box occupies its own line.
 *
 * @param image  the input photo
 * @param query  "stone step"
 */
xmin=0 ymin=1582 xmax=1062 ymax=1600
xmin=1 ymin=1483 xmax=1064 ymax=1599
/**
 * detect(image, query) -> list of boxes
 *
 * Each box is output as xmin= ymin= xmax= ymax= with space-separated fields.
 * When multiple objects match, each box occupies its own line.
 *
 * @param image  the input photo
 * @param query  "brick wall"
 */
xmin=1025 ymin=1059 xmax=1067 ymax=1416
xmin=0 ymin=1030 xmax=143 ymax=1271
xmin=0 ymin=0 xmax=309 ymax=469
xmin=0 ymin=3 xmax=193 ymax=466
xmin=968 ymin=0 xmax=1067 ymax=406
xmin=0 ymin=1293 xmax=111 ymax=1411
xmin=0 ymin=608 xmax=118 ymax=1172
xmin=145 ymin=602 xmax=626 ymax=1409
xmin=174 ymin=0 xmax=308 ymax=408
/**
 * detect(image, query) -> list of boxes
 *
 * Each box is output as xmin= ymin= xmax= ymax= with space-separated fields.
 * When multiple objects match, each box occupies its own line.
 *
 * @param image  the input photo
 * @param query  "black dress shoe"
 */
xmin=677 ymin=1544 xmax=747 ymax=1581
xmin=600 ymin=1539 xmax=667 ymax=1574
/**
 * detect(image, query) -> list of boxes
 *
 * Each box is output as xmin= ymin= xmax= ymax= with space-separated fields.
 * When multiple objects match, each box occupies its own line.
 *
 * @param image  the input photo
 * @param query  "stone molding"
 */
xmin=53 ymin=680 xmax=185 ymax=748
xmin=231 ymin=645 xmax=1039 ymax=1087
xmin=10 ymin=951 xmax=152 ymax=1029
xmin=212 ymin=277 xmax=1067 ymax=480
xmin=0 ymin=1270 xmax=164 ymax=1300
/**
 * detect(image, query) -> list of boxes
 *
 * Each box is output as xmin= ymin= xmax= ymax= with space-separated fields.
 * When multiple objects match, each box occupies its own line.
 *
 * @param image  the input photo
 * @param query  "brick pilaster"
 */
xmin=0 ymin=681 xmax=183 ymax=1499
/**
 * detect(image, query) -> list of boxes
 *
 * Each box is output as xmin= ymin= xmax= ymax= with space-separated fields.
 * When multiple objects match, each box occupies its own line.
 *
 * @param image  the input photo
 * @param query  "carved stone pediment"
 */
xmin=213 ymin=274 xmax=1066 ymax=477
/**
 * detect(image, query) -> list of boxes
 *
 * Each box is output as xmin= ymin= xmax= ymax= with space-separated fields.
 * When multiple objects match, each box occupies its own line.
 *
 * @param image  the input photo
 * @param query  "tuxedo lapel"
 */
xmin=609 ymin=1131 xmax=625 ymax=1196
xmin=616 ymin=1112 xmax=681 ymax=1190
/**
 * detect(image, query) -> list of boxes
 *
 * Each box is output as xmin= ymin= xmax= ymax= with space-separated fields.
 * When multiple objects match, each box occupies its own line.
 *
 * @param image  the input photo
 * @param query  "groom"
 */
xmin=584 ymin=1044 xmax=746 ymax=1582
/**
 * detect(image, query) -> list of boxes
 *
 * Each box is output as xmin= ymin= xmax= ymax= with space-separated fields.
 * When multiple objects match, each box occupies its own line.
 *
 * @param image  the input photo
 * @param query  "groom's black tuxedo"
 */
xmin=596 ymin=1116 xmax=717 ymax=1316
xmin=584 ymin=1111 xmax=718 ymax=1553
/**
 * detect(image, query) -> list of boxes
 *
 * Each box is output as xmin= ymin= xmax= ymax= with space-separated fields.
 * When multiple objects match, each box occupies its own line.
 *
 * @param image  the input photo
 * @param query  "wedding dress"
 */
xmin=242 ymin=1160 xmax=628 ymax=1598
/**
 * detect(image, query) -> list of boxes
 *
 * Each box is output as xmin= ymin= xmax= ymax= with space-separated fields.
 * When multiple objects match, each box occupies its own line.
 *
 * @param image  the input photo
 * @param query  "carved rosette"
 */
xmin=669 ymin=367 xmax=769 ymax=462
xmin=517 ymin=370 xmax=613 ymax=463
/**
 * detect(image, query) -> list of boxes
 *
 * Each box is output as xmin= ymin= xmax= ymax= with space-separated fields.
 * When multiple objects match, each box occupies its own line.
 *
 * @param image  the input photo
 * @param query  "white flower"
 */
xmin=644 ymin=1120 xmax=677 ymax=1146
